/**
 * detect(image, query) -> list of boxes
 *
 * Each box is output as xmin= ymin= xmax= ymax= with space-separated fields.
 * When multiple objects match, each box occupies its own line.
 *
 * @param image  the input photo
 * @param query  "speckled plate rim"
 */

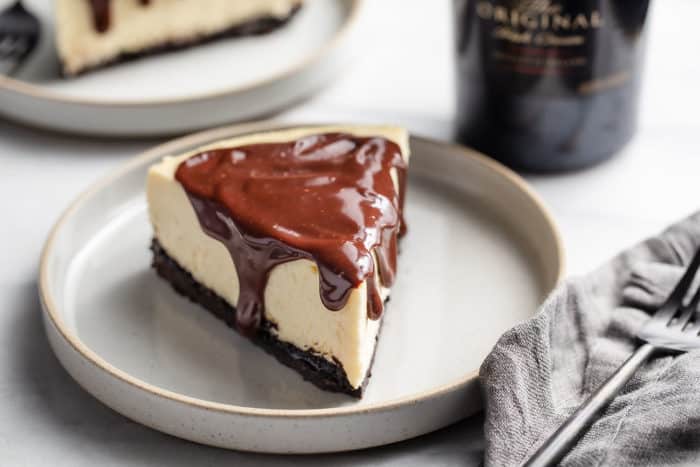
xmin=38 ymin=120 xmax=565 ymax=422
xmin=0 ymin=0 xmax=363 ymax=107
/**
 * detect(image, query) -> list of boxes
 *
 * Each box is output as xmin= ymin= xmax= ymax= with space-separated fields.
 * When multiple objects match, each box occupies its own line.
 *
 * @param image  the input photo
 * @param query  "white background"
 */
xmin=1 ymin=0 xmax=699 ymax=465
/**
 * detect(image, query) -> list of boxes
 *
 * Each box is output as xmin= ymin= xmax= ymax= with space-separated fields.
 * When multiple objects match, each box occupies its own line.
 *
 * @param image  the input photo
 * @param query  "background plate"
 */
xmin=0 ymin=0 xmax=361 ymax=136
xmin=39 ymin=122 xmax=564 ymax=453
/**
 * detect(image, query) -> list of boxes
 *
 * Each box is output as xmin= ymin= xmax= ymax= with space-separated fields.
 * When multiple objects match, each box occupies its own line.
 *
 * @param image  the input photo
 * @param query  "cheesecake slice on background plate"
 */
xmin=55 ymin=0 xmax=304 ymax=76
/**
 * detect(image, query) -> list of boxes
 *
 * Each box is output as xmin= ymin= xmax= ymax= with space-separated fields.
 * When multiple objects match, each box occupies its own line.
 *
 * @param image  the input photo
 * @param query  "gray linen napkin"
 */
xmin=481 ymin=212 xmax=700 ymax=466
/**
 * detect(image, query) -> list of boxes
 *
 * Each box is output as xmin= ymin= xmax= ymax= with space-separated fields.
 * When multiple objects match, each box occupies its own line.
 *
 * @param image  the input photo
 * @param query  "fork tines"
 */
xmin=639 ymin=247 xmax=700 ymax=353
xmin=0 ymin=1 xmax=40 ymax=75
xmin=0 ymin=34 xmax=29 ymax=60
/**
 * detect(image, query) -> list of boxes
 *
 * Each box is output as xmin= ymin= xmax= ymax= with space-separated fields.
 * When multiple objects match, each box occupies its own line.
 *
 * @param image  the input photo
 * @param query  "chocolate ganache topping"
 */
xmin=175 ymin=133 xmax=407 ymax=336
xmin=89 ymin=0 xmax=150 ymax=33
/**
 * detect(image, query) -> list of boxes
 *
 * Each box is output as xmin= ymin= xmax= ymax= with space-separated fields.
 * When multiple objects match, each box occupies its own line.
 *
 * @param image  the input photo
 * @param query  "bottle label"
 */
xmin=472 ymin=0 xmax=634 ymax=96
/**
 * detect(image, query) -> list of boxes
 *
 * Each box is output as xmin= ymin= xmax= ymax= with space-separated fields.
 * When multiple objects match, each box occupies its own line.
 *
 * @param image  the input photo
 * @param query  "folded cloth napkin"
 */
xmin=481 ymin=212 xmax=700 ymax=467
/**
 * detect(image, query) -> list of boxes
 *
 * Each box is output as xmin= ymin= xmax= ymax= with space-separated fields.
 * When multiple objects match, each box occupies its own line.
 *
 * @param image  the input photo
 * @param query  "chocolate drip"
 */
xmin=175 ymin=133 xmax=407 ymax=336
xmin=89 ymin=0 xmax=110 ymax=33
xmin=89 ymin=0 xmax=151 ymax=34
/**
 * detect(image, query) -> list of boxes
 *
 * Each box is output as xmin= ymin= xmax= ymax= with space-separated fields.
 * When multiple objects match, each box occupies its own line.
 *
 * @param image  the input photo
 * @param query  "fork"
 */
xmin=0 ymin=0 xmax=40 ymax=76
xmin=523 ymin=247 xmax=700 ymax=467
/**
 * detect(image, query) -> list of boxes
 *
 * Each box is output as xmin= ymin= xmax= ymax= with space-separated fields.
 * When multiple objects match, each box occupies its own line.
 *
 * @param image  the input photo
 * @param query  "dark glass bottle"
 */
xmin=454 ymin=0 xmax=651 ymax=172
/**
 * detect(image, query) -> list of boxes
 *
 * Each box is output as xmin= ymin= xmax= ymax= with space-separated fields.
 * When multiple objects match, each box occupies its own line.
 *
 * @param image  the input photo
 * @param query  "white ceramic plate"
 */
xmin=0 ymin=0 xmax=361 ymax=136
xmin=39 ymin=122 xmax=564 ymax=453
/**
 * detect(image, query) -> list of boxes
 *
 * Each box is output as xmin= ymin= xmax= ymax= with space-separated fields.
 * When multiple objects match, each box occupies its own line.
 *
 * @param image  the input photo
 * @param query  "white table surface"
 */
xmin=2 ymin=1 xmax=699 ymax=465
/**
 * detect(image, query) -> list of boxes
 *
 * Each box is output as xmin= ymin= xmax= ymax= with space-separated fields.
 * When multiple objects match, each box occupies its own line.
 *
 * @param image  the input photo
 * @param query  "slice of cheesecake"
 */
xmin=147 ymin=125 xmax=409 ymax=397
xmin=55 ymin=0 xmax=303 ymax=76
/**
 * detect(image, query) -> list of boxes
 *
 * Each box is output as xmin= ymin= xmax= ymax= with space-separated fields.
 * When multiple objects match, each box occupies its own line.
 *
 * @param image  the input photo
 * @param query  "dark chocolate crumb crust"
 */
xmin=150 ymin=238 xmax=381 ymax=398
xmin=63 ymin=6 xmax=302 ymax=77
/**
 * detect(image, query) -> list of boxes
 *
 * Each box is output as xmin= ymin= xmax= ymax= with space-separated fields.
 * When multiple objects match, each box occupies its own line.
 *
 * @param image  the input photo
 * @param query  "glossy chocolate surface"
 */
xmin=175 ymin=133 xmax=407 ymax=335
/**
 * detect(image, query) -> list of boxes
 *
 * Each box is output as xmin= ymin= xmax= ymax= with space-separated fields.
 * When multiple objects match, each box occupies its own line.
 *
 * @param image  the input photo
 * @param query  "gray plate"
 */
xmin=0 ymin=0 xmax=361 ymax=136
xmin=39 ymin=122 xmax=564 ymax=453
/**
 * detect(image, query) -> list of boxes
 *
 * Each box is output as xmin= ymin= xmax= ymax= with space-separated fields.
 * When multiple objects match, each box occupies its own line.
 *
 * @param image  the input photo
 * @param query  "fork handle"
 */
xmin=522 ymin=343 xmax=656 ymax=467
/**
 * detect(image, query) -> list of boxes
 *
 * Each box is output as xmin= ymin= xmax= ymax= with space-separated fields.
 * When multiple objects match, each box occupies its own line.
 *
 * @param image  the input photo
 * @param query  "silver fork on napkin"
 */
xmin=523 ymin=247 xmax=700 ymax=467
xmin=0 ymin=1 xmax=40 ymax=75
